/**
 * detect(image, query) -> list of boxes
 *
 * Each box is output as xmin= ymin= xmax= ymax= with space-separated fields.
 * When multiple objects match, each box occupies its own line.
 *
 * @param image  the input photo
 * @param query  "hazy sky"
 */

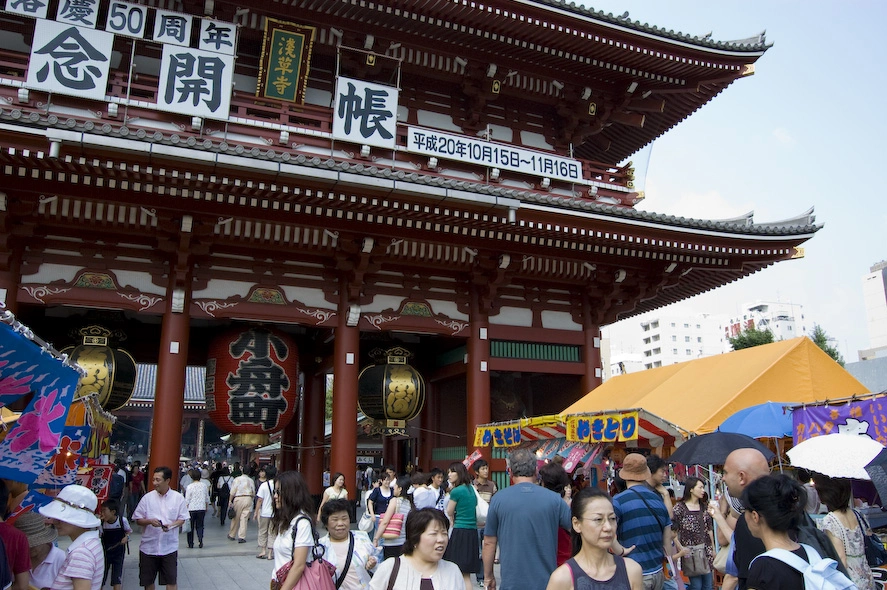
xmin=580 ymin=1 xmax=887 ymax=361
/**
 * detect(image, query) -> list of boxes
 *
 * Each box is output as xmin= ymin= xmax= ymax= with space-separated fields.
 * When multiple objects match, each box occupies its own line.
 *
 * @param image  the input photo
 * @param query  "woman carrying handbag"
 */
xmin=672 ymin=477 xmax=714 ymax=590
xmin=271 ymin=471 xmax=337 ymax=590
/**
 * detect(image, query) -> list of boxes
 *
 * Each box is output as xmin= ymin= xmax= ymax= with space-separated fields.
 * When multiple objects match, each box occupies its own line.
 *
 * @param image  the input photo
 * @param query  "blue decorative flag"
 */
xmin=33 ymin=425 xmax=91 ymax=488
xmin=0 ymin=322 xmax=80 ymax=484
xmin=7 ymin=489 xmax=54 ymax=523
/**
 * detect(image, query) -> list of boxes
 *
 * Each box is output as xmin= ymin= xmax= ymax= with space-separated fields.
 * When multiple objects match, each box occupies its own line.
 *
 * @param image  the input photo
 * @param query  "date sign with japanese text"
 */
xmin=333 ymin=76 xmax=399 ymax=150
xmin=474 ymin=422 xmax=521 ymax=447
xmin=407 ymin=127 xmax=583 ymax=184
xmin=566 ymin=411 xmax=639 ymax=443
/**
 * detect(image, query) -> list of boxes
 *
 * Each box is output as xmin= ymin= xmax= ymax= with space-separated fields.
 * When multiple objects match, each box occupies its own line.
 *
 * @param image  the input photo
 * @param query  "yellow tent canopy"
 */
xmin=563 ymin=337 xmax=869 ymax=435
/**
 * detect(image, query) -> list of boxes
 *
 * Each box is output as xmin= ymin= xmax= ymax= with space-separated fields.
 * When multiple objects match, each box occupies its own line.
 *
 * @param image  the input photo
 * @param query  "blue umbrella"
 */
xmin=719 ymin=402 xmax=794 ymax=439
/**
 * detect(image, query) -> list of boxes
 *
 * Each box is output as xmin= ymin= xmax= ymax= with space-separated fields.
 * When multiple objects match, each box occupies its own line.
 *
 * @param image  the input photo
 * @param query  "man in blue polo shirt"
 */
xmin=613 ymin=453 xmax=675 ymax=590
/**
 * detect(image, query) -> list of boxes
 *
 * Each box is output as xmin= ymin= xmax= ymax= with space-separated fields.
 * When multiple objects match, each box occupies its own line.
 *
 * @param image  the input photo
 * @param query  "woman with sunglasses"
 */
xmin=546 ymin=488 xmax=643 ymax=590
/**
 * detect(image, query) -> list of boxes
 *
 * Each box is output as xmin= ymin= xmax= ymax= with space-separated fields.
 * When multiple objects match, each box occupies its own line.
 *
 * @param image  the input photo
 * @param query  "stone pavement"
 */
xmin=58 ymin=505 xmax=500 ymax=589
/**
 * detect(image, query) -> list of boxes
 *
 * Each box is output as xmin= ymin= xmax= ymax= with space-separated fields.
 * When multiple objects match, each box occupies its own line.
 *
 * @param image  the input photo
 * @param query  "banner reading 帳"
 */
xmin=792 ymin=398 xmax=887 ymax=445
xmin=256 ymin=19 xmax=316 ymax=104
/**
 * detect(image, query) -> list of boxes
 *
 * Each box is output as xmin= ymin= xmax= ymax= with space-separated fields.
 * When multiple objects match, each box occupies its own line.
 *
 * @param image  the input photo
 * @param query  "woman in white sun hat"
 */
xmin=39 ymin=484 xmax=105 ymax=590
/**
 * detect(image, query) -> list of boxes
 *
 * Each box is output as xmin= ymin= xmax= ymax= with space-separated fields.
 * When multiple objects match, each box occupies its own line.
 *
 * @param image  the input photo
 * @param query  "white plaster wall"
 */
xmin=360 ymin=295 xmax=404 ymax=314
xmin=490 ymin=306 xmax=533 ymax=327
xmin=416 ymin=110 xmax=462 ymax=133
xmin=279 ymin=286 xmax=332 ymax=309
xmin=426 ymin=299 xmax=468 ymax=321
xmin=22 ymin=263 xmax=81 ymax=284
xmin=111 ymin=270 xmax=165 ymax=295
xmin=192 ymin=279 xmax=253 ymax=300
xmin=541 ymin=310 xmax=582 ymax=331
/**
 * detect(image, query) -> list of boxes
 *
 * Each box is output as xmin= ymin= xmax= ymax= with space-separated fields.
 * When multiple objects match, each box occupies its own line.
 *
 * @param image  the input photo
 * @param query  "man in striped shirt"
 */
xmin=612 ymin=454 xmax=674 ymax=590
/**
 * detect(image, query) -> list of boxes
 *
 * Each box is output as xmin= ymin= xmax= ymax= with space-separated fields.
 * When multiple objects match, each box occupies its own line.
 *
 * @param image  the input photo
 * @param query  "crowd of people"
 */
xmin=0 ymin=446 xmax=879 ymax=590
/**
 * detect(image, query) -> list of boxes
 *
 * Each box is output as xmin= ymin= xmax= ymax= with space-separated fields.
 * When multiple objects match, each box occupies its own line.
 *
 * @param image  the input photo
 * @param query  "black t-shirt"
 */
xmin=745 ymin=546 xmax=807 ymax=590
xmin=734 ymin=513 xmax=767 ymax=590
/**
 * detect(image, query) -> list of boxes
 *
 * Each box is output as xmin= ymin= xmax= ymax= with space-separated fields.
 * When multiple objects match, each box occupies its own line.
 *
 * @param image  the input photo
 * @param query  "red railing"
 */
xmin=0 ymin=48 xmax=637 ymax=202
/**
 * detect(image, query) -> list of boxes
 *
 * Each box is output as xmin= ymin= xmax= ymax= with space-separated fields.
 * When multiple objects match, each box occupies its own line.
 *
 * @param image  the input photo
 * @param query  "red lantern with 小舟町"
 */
xmin=205 ymin=326 xmax=299 ymax=445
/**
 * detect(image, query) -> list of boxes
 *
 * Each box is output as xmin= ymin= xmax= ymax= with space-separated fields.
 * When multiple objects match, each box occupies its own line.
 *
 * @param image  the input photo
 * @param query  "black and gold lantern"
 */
xmin=358 ymin=347 xmax=426 ymax=436
xmin=62 ymin=325 xmax=137 ymax=411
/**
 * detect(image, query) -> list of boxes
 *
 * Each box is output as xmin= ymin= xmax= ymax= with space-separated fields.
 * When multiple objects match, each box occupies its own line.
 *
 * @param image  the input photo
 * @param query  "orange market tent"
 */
xmin=563 ymin=337 xmax=870 ymax=436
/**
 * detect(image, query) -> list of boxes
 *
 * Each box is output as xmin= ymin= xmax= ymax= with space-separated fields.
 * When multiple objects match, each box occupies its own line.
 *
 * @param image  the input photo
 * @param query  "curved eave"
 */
xmin=523 ymin=0 xmax=770 ymax=55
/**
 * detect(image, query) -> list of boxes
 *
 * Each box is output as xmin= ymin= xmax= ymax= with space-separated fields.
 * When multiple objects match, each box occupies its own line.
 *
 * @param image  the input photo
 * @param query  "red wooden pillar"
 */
xmin=0 ymin=248 xmax=21 ymax=314
xmin=330 ymin=287 xmax=359 ymax=490
xmin=300 ymin=371 xmax=325 ymax=494
xmin=279 ymin=376 xmax=301 ymax=473
xmin=149 ymin=282 xmax=190 ymax=491
xmin=466 ymin=287 xmax=490 ymax=461
xmin=581 ymin=293 xmax=603 ymax=394
xmin=418 ymin=382 xmax=434 ymax=471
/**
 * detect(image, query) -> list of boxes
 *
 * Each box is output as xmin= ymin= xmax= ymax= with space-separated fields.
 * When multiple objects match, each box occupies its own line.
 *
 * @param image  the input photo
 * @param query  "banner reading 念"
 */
xmin=256 ymin=18 xmax=315 ymax=104
xmin=792 ymin=398 xmax=887 ymax=445
xmin=566 ymin=411 xmax=639 ymax=443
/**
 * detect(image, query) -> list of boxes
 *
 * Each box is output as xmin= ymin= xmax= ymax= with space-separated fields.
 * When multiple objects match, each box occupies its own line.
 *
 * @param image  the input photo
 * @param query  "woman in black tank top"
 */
xmin=546 ymin=488 xmax=644 ymax=590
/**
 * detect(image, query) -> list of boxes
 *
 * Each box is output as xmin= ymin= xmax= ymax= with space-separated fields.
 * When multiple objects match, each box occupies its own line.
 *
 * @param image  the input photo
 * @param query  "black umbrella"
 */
xmin=866 ymin=448 xmax=887 ymax=503
xmin=668 ymin=430 xmax=775 ymax=466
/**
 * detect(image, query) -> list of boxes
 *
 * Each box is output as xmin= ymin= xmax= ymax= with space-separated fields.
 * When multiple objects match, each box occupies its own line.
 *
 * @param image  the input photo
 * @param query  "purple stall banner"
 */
xmin=792 ymin=397 xmax=887 ymax=445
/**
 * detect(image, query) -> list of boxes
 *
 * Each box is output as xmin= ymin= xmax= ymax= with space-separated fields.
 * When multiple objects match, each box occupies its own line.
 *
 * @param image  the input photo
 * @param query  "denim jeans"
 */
xmin=688 ymin=572 xmax=713 ymax=590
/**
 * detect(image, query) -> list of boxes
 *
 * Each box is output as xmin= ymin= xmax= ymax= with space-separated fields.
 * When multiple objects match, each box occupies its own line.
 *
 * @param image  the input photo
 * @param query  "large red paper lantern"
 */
xmin=205 ymin=327 xmax=299 ymax=437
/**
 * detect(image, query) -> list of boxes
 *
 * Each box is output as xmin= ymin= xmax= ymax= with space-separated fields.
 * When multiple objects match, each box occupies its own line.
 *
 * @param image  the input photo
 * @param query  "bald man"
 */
xmin=722 ymin=448 xmax=771 ymax=590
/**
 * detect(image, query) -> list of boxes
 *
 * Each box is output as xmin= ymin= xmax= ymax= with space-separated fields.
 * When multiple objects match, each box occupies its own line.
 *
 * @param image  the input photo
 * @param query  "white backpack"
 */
xmin=752 ymin=543 xmax=857 ymax=590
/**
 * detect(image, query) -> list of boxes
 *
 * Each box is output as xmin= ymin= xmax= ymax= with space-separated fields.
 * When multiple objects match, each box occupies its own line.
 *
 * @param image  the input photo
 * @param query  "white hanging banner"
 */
xmin=27 ymin=18 xmax=113 ymax=101
xmin=157 ymin=44 xmax=234 ymax=120
xmin=198 ymin=19 xmax=236 ymax=55
xmin=333 ymin=76 xmax=398 ymax=150
xmin=55 ymin=0 xmax=99 ymax=28
xmin=153 ymin=9 xmax=193 ymax=46
xmin=104 ymin=0 xmax=148 ymax=39
xmin=4 ymin=0 xmax=49 ymax=20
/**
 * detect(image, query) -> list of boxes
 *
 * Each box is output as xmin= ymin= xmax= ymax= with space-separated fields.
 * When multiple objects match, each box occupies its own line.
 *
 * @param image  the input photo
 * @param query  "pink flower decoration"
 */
xmin=8 ymin=388 xmax=66 ymax=453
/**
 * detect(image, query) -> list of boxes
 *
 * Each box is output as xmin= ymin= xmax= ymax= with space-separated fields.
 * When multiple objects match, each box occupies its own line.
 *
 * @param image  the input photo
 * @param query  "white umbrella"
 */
xmin=787 ymin=433 xmax=884 ymax=479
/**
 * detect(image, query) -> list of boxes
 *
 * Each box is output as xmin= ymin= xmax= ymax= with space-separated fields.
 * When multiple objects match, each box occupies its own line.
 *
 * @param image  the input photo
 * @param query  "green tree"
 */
xmin=728 ymin=326 xmax=774 ymax=350
xmin=811 ymin=324 xmax=844 ymax=366
xmin=325 ymin=375 xmax=333 ymax=421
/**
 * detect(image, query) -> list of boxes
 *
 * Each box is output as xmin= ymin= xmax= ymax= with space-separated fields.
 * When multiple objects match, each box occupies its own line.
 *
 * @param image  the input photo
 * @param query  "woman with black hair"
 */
xmin=270 ymin=471 xmax=319 ymax=590
xmin=539 ymin=461 xmax=573 ymax=567
xmin=370 ymin=508 xmax=464 ymax=590
xmin=672 ymin=476 xmax=714 ymax=590
xmin=813 ymin=474 xmax=875 ymax=590
xmin=546 ymin=487 xmax=643 ymax=590
xmin=317 ymin=472 xmax=349 ymax=521
xmin=741 ymin=473 xmax=851 ymax=590
xmin=374 ymin=474 xmax=415 ymax=559
xmin=442 ymin=462 xmax=478 ymax=590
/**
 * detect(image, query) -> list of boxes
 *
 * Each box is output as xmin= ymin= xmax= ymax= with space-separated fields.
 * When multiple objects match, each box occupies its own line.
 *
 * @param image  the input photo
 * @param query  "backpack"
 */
xmin=219 ymin=476 xmax=231 ymax=497
xmin=753 ymin=544 xmax=856 ymax=590
xmin=109 ymin=472 xmax=125 ymax=499
xmin=797 ymin=513 xmax=851 ymax=577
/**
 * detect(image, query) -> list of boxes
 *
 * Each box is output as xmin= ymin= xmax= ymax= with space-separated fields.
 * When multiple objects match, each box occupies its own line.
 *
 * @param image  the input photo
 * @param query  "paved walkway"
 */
xmin=58 ymin=505 xmax=498 ymax=589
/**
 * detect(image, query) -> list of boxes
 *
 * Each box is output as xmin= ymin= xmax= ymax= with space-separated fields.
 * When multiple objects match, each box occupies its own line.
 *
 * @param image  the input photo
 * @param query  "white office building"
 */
xmin=723 ymin=300 xmax=807 ymax=343
xmin=860 ymin=261 xmax=887 ymax=360
xmin=605 ymin=308 xmax=728 ymax=374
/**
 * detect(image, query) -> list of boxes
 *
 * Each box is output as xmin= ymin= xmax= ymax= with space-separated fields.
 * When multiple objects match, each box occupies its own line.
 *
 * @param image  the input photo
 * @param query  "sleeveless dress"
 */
xmin=567 ymin=556 xmax=631 ymax=589
xmin=819 ymin=511 xmax=876 ymax=590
